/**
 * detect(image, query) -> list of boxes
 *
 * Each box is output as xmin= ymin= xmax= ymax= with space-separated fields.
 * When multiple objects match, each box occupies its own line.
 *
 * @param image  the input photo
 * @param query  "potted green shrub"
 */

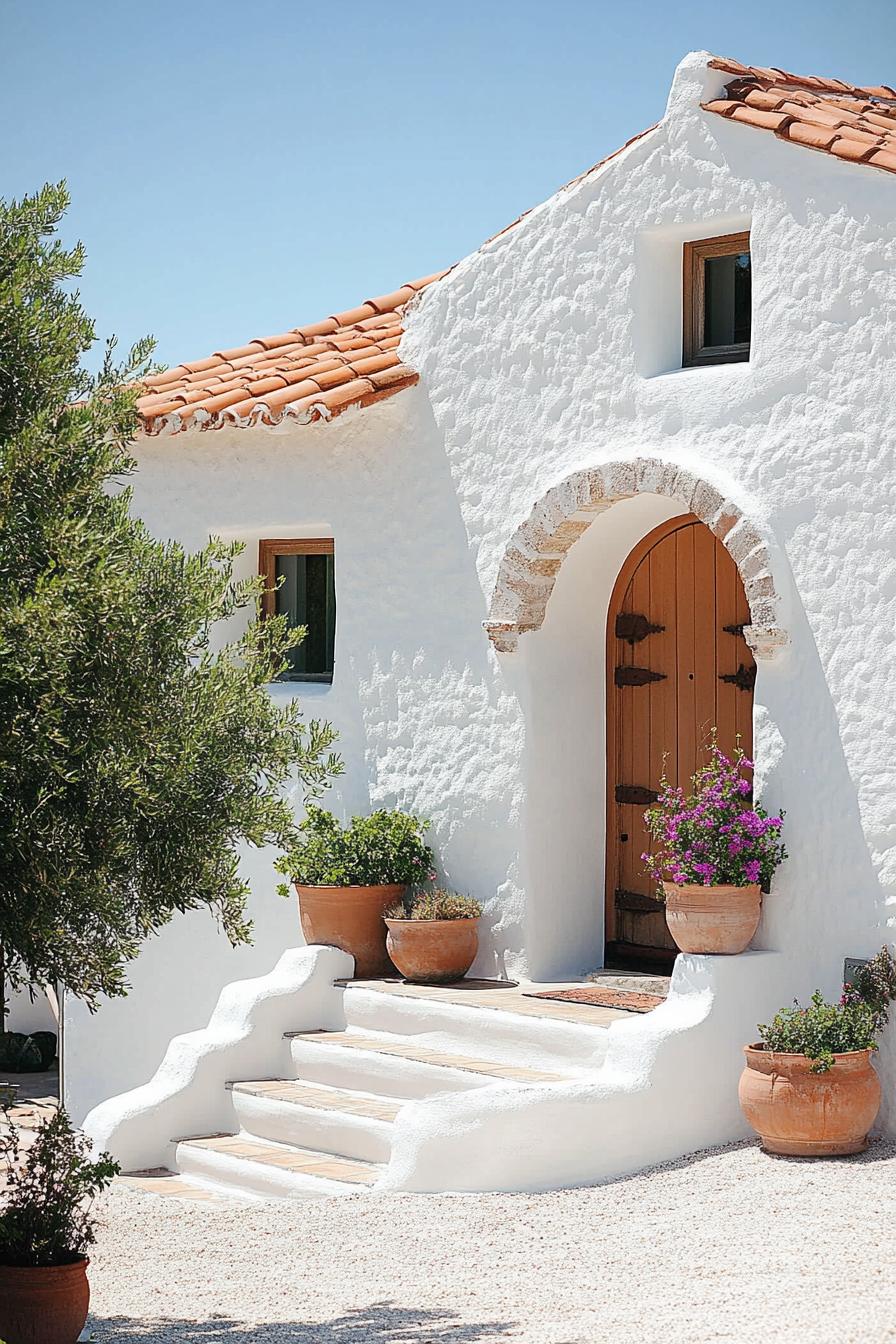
xmin=643 ymin=736 xmax=786 ymax=954
xmin=739 ymin=947 xmax=896 ymax=1155
xmin=385 ymin=889 xmax=483 ymax=984
xmin=275 ymin=806 xmax=435 ymax=977
xmin=0 ymin=1107 xmax=118 ymax=1344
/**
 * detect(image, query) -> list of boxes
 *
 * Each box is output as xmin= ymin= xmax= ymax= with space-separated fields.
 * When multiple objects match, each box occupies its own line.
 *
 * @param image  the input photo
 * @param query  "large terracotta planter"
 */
xmin=662 ymin=882 xmax=761 ymax=954
xmin=295 ymin=883 xmax=404 ymax=977
xmin=385 ymin=917 xmax=479 ymax=984
xmin=0 ymin=1257 xmax=90 ymax=1344
xmin=739 ymin=1044 xmax=881 ymax=1156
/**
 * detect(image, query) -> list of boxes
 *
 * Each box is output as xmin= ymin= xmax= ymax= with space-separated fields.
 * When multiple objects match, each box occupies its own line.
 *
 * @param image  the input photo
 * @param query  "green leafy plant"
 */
xmin=386 ymin=889 xmax=482 ymax=921
xmin=0 ymin=184 xmax=342 ymax=1008
xmin=0 ymin=1108 xmax=118 ymax=1267
xmin=758 ymin=993 xmax=879 ymax=1074
xmin=0 ymin=1031 xmax=56 ymax=1073
xmin=276 ymin=805 xmax=434 ymax=890
xmin=758 ymin=946 xmax=896 ymax=1073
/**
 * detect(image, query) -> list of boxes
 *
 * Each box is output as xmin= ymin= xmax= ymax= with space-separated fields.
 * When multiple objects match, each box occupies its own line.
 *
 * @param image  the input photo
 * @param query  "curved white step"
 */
xmin=228 ymin=1079 xmax=397 ymax=1163
xmin=340 ymin=985 xmax=611 ymax=1072
xmin=175 ymin=1133 xmax=380 ymax=1201
xmin=286 ymin=1029 xmax=568 ymax=1100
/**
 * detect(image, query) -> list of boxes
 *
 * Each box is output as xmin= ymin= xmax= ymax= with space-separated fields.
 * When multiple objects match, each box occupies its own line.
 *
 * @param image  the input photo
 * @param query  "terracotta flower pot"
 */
xmin=295 ymin=883 xmax=405 ymax=977
xmin=0 ymin=1257 xmax=90 ymax=1344
xmin=739 ymin=1044 xmax=881 ymax=1156
xmin=385 ymin=917 xmax=479 ymax=984
xmin=662 ymin=882 xmax=761 ymax=954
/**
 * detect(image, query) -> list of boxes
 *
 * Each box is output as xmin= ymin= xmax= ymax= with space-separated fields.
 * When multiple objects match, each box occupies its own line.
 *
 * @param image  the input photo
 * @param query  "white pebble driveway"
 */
xmin=87 ymin=1139 xmax=896 ymax=1344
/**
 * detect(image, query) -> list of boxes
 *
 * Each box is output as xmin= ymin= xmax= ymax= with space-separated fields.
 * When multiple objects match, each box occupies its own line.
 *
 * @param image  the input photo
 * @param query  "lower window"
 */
xmin=259 ymin=539 xmax=335 ymax=682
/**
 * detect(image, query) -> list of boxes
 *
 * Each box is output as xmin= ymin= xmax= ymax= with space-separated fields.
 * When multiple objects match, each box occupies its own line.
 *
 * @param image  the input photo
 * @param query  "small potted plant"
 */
xmin=384 ymin=889 xmax=483 ymax=984
xmin=0 ymin=1106 xmax=118 ymax=1344
xmin=739 ymin=947 xmax=896 ymax=1156
xmin=643 ymin=735 xmax=786 ymax=954
xmin=275 ymin=805 xmax=435 ymax=977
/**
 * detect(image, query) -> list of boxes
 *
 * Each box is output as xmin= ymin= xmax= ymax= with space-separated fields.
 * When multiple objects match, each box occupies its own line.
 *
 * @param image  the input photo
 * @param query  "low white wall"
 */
xmin=380 ymin=951 xmax=808 ymax=1194
xmin=63 ymin=846 xmax=301 ymax=1125
xmin=5 ymin=984 xmax=56 ymax=1037
xmin=82 ymin=945 xmax=352 ymax=1172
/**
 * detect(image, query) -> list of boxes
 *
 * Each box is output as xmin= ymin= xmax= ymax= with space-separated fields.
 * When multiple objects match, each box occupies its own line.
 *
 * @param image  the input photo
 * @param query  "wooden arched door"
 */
xmin=605 ymin=515 xmax=754 ymax=966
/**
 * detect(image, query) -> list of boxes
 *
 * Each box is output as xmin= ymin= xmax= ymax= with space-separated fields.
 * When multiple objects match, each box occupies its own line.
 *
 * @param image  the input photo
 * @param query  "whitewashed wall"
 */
xmin=68 ymin=51 xmax=896 ymax=1131
xmin=6 ymin=984 xmax=56 ymax=1037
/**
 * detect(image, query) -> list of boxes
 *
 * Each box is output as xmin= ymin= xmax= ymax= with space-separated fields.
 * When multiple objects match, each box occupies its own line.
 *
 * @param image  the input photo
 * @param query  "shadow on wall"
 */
xmin=754 ymin=553 xmax=896 ymax=1136
xmin=517 ymin=492 xmax=685 ymax=981
xmin=90 ymin=1304 xmax=517 ymax=1342
xmin=755 ymin=575 xmax=893 ymax=968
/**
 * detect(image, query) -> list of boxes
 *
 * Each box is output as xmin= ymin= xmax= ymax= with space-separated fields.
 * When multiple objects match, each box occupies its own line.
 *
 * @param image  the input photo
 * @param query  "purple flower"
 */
xmin=744 ymin=859 xmax=761 ymax=883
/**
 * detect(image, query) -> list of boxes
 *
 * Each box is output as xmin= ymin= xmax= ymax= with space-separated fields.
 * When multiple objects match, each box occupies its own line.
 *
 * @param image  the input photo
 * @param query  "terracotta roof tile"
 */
xmin=137 ymin=270 xmax=448 ymax=435
xmin=704 ymin=58 xmax=896 ymax=179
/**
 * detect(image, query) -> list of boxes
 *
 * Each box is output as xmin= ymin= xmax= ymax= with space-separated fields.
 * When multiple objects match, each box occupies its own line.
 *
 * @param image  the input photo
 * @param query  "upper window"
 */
xmin=259 ymin=539 xmax=335 ymax=683
xmin=682 ymin=232 xmax=751 ymax=368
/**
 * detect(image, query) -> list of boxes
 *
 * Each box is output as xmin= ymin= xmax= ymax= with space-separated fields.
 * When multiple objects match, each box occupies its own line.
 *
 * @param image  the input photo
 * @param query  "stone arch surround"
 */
xmin=484 ymin=458 xmax=788 ymax=658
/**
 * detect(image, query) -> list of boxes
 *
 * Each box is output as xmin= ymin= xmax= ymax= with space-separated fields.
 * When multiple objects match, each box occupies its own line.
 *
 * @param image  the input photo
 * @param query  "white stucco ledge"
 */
xmin=82 ymin=945 xmax=353 ymax=1172
xmin=377 ymin=951 xmax=799 ymax=1194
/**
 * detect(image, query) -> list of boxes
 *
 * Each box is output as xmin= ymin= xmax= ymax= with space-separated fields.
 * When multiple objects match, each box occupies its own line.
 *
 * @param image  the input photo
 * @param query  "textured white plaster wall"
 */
xmin=403 ymin=50 xmax=896 ymax=1022
xmin=67 ymin=51 xmax=896 ymax=1131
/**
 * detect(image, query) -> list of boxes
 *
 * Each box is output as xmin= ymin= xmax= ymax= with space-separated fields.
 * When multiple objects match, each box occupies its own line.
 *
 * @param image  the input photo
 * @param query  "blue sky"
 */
xmin=3 ymin=1 xmax=894 ymax=372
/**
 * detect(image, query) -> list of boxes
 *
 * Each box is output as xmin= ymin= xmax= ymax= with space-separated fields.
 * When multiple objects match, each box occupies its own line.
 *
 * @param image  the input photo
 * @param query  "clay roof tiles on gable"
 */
xmin=139 ymin=56 xmax=895 ymax=437
xmin=136 ymin=272 xmax=448 ymax=436
xmin=703 ymin=57 xmax=896 ymax=175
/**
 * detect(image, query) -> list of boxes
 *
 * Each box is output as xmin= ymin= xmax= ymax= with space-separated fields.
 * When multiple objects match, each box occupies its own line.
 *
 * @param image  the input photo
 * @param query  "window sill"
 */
xmin=641 ymin=359 xmax=752 ymax=384
xmin=266 ymin=677 xmax=333 ymax=698
xmin=275 ymin=674 xmax=333 ymax=684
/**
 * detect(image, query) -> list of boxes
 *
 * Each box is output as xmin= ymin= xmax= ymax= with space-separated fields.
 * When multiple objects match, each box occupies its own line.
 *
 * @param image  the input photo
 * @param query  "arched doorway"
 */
xmin=604 ymin=514 xmax=755 ymax=967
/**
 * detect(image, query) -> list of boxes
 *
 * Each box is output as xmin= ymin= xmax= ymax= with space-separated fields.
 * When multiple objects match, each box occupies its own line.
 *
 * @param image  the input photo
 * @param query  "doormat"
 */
xmin=522 ymin=987 xmax=665 ymax=1013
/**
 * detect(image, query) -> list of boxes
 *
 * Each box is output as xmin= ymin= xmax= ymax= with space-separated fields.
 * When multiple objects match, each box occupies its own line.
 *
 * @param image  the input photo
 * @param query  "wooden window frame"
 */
xmin=682 ymin=231 xmax=751 ymax=368
xmin=258 ymin=538 xmax=335 ymax=682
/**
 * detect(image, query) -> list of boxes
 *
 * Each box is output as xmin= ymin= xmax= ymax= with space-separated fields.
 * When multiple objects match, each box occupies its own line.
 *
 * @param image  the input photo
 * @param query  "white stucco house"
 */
xmin=74 ymin=52 xmax=896 ymax=1196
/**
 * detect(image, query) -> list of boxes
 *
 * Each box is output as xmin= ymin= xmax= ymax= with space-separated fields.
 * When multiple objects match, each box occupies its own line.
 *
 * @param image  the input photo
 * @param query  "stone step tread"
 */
xmin=176 ymin=1134 xmax=381 ymax=1186
xmin=228 ymin=1078 xmax=401 ymax=1122
xmin=285 ymin=1029 xmax=567 ymax=1082
xmin=117 ymin=1168 xmax=226 ymax=1202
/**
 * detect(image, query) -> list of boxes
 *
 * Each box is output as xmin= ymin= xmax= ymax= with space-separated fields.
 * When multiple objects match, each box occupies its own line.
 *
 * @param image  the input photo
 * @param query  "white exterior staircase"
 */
xmin=168 ymin=980 xmax=611 ymax=1201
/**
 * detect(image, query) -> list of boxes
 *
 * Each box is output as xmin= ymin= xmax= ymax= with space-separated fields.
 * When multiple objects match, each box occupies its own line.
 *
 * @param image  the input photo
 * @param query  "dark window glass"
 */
xmin=274 ymin=552 xmax=335 ymax=681
xmin=704 ymin=251 xmax=751 ymax=349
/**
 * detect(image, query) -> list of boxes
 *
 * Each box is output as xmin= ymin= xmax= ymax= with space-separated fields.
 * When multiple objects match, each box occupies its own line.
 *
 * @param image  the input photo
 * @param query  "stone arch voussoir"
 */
xmin=484 ymin=458 xmax=787 ymax=657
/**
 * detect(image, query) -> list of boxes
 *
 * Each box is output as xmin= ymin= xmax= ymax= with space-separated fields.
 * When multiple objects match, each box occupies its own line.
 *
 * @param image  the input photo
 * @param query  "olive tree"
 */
xmin=0 ymin=183 xmax=341 ymax=1012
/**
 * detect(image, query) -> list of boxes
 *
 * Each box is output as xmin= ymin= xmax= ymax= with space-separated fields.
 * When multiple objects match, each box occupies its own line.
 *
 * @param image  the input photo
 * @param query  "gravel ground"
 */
xmin=86 ymin=1138 xmax=896 ymax=1344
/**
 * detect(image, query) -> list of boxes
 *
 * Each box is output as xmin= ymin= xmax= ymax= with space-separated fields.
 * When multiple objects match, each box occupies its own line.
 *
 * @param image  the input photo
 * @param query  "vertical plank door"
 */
xmin=605 ymin=515 xmax=753 ymax=967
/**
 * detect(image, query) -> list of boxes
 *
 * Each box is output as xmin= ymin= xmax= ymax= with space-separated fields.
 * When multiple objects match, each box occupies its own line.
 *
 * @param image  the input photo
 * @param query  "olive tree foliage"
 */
xmin=0 ymin=183 xmax=341 ymax=1009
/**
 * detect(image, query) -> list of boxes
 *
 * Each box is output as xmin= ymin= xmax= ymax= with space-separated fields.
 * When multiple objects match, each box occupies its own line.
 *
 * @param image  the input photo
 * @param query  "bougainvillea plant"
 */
xmin=643 ymin=735 xmax=786 ymax=893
